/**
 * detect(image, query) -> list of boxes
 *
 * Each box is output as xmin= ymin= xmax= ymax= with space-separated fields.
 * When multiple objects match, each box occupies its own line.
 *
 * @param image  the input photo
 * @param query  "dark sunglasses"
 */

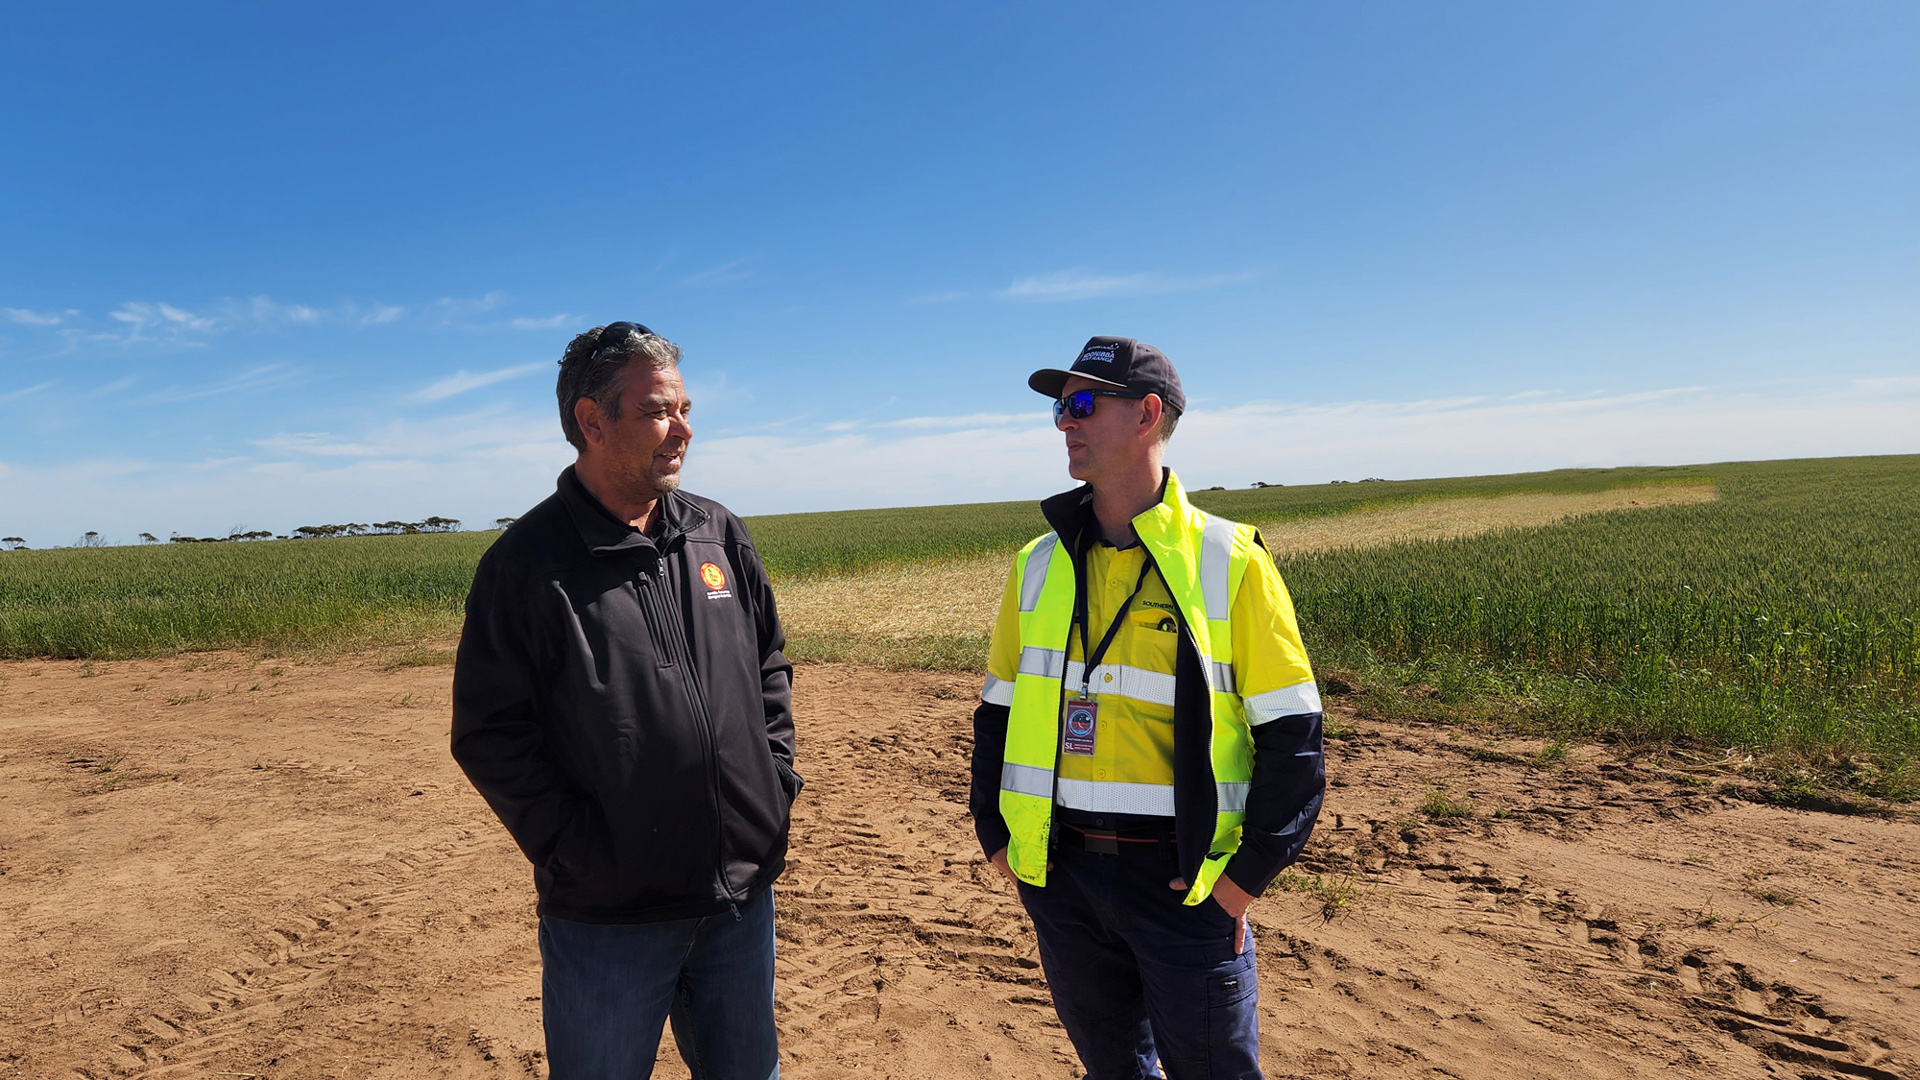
xmin=1053 ymin=388 xmax=1144 ymax=423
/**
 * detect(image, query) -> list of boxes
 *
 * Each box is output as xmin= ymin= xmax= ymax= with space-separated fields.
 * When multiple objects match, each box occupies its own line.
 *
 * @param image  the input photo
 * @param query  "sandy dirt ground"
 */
xmin=1 ymin=652 xmax=1915 ymax=1080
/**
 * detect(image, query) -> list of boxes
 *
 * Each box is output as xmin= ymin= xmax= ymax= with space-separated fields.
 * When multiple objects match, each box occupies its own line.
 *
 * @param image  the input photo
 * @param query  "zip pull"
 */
xmin=728 ymin=900 xmax=742 ymax=922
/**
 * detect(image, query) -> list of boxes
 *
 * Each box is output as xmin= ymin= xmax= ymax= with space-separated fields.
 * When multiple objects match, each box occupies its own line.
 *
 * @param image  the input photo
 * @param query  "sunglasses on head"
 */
xmin=590 ymin=321 xmax=655 ymax=361
xmin=1053 ymin=388 xmax=1145 ymax=423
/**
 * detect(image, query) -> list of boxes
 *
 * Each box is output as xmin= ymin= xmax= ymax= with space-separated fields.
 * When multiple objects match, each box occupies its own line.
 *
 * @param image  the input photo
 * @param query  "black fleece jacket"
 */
xmin=968 ymin=483 xmax=1325 ymax=897
xmin=451 ymin=468 xmax=799 ymax=924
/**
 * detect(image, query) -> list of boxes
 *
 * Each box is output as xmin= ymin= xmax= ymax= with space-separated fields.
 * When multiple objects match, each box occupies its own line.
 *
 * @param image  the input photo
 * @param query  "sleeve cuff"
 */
xmin=1223 ymin=847 xmax=1286 ymax=898
xmin=974 ymin=818 xmax=1012 ymax=861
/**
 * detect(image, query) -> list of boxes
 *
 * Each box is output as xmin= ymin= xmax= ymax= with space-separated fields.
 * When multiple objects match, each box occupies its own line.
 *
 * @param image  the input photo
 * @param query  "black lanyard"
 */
xmin=1071 ymin=545 xmax=1156 ymax=701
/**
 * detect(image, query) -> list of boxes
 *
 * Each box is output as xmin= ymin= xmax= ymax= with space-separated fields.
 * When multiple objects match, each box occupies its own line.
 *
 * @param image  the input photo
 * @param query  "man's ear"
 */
xmin=1139 ymin=393 xmax=1165 ymax=438
xmin=574 ymin=397 xmax=606 ymax=448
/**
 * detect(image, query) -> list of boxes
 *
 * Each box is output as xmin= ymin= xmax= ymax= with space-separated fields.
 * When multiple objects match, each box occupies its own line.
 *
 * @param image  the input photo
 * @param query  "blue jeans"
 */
xmin=1018 ymin=845 xmax=1261 ymax=1080
xmin=539 ymin=887 xmax=779 ymax=1080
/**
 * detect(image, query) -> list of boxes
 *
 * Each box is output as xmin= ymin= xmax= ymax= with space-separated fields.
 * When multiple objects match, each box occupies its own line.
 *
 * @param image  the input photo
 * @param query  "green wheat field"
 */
xmin=3 ymin=455 xmax=1916 ymax=799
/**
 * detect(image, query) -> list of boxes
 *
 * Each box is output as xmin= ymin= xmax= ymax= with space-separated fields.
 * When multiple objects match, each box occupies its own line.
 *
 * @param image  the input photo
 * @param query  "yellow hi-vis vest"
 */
xmin=996 ymin=476 xmax=1259 ymax=906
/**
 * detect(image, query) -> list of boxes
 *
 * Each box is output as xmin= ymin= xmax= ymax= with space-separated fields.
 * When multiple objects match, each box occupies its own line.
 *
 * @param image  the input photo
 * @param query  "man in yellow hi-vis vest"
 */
xmin=968 ymin=336 xmax=1325 ymax=1080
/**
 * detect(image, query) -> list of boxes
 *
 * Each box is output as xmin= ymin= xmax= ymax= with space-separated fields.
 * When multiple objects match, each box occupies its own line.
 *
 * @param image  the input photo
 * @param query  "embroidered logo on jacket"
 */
xmin=699 ymin=561 xmax=732 ymax=600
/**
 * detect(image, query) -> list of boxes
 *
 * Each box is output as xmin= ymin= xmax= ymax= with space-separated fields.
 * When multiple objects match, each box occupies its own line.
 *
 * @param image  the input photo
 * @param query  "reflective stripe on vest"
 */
xmin=1051 ymin=778 xmax=1252 ymax=817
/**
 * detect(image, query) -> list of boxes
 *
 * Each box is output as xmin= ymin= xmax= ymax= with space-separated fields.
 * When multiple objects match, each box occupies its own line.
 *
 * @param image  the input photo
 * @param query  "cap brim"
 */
xmin=1028 ymin=368 xmax=1130 ymax=398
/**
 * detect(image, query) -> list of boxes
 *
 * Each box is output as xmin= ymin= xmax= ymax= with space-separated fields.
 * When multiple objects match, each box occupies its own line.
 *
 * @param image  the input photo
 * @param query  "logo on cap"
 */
xmin=1076 ymin=343 xmax=1119 ymax=366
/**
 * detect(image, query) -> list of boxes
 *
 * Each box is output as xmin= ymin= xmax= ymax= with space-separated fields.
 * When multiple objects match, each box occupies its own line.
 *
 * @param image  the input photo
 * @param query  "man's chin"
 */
xmin=651 ymin=470 xmax=683 ymax=495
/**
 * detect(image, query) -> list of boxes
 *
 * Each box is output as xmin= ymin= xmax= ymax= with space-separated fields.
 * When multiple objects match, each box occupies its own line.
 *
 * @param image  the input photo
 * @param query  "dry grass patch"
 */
xmin=777 ymin=484 xmax=1715 ymax=665
xmin=1257 ymin=484 xmax=1716 ymax=556
xmin=779 ymin=555 xmax=1010 ymax=645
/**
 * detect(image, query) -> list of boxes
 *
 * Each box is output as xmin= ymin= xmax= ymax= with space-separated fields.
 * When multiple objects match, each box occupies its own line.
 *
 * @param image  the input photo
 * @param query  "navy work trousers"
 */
xmin=538 ymin=887 xmax=779 ymax=1080
xmin=1018 ymin=843 xmax=1261 ymax=1080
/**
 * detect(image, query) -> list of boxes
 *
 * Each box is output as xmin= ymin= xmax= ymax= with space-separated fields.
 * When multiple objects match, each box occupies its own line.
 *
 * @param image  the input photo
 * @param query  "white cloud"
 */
xmin=872 ymin=411 xmax=1037 ymax=431
xmin=2 ymin=307 xmax=74 ymax=326
xmin=675 ymin=376 xmax=1920 ymax=514
xmin=1855 ymin=375 xmax=1920 ymax=393
xmin=1000 ymin=269 xmax=1260 ymax=303
xmin=362 ymin=303 xmax=407 ymax=325
xmin=250 ymin=409 xmax=561 ymax=462
xmin=685 ymin=257 xmax=756 ymax=285
xmin=1 ymin=375 xmax=1914 ymax=544
xmin=429 ymin=291 xmax=509 ymax=325
xmin=225 ymin=296 xmax=322 ymax=324
xmin=510 ymin=314 xmax=575 ymax=331
xmin=148 ymin=364 xmax=301 ymax=403
xmin=410 ymin=361 xmax=548 ymax=402
xmin=0 ymin=380 xmax=55 ymax=404
xmin=110 ymin=300 xmax=218 ymax=338
xmin=1160 ymin=380 xmax=1920 ymax=489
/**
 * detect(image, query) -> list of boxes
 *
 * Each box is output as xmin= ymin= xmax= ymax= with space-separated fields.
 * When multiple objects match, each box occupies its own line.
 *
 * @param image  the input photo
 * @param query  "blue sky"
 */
xmin=2 ymin=3 xmax=1915 ymax=544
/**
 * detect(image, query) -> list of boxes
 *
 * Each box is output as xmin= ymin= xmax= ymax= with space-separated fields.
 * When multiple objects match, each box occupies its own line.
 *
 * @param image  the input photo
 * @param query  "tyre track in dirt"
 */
xmin=1252 ymin=719 xmax=1918 ymax=1078
xmin=0 ymin=654 xmax=548 ymax=1080
xmin=769 ymin=666 xmax=1080 ymax=1079
xmin=3 ymin=655 xmax=1915 ymax=1079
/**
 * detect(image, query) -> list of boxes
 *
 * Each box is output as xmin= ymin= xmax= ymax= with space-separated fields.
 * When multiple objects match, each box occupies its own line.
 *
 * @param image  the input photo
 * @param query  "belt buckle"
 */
xmin=1083 ymin=829 xmax=1120 ymax=856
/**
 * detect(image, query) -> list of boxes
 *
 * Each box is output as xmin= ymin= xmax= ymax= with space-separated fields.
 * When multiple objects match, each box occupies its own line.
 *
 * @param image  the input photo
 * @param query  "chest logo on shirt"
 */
xmin=699 ymin=561 xmax=732 ymax=600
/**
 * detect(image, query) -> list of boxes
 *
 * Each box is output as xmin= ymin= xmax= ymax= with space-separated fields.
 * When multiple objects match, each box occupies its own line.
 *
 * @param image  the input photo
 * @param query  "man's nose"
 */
xmin=671 ymin=413 xmax=694 ymax=439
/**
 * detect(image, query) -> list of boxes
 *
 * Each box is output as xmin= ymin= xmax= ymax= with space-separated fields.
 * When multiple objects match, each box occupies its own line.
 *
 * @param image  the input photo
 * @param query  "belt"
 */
xmin=1056 ymin=822 xmax=1176 ymax=857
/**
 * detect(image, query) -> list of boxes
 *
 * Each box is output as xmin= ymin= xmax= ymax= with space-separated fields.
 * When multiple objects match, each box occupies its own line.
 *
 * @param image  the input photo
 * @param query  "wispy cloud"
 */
xmin=411 ymin=361 xmax=548 ymax=402
xmin=1000 ymin=269 xmax=1260 ymax=303
xmin=510 ymin=314 xmax=575 ymax=331
xmin=1 ymin=375 xmax=1914 ymax=544
xmin=1855 ymin=375 xmax=1920 ymax=393
xmin=685 ymin=257 xmax=756 ymax=285
xmin=250 ymin=408 xmax=562 ymax=463
xmin=873 ymin=411 xmax=1036 ymax=431
xmin=3 ymin=307 xmax=76 ymax=326
xmin=0 ymin=380 xmax=55 ymax=404
xmin=16 ymin=293 xmax=539 ymax=343
xmin=148 ymin=364 xmax=301 ymax=403
xmin=111 ymin=301 xmax=218 ymax=338
xmin=429 ymin=291 xmax=509 ymax=326
xmin=223 ymin=296 xmax=321 ymax=325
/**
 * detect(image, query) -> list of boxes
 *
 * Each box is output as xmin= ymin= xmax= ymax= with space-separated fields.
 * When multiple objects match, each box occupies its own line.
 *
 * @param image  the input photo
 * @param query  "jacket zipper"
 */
xmin=641 ymin=552 xmax=731 ymax=903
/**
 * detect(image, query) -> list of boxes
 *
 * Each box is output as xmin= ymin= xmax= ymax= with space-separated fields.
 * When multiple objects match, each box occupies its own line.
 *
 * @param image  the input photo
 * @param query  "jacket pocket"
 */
xmin=773 ymin=756 xmax=804 ymax=806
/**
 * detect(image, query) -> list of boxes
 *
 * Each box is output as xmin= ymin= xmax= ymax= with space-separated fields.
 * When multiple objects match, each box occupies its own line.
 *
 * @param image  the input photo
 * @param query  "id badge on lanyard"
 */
xmin=1062 ymin=551 xmax=1153 ymax=760
xmin=1063 ymin=699 xmax=1098 ymax=756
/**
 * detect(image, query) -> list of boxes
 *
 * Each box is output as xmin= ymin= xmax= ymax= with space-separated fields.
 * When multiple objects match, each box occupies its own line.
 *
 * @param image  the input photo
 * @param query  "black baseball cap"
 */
xmin=1028 ymin=336 xmax=1185 ymax=414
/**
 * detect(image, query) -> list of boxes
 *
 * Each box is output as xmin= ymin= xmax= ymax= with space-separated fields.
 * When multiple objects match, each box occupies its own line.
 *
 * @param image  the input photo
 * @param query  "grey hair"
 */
xmin=556 ymin=323 xmax=682 ymax=452
xmin=1157 ymin=402 xmax=1181 ymax=445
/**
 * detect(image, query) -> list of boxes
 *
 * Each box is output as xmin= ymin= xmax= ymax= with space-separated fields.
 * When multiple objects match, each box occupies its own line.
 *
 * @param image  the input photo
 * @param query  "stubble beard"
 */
xmin=647 ymin=446 xmax=685 ymax=497
xmin=607 ymin=449 xmax=684 ymax=507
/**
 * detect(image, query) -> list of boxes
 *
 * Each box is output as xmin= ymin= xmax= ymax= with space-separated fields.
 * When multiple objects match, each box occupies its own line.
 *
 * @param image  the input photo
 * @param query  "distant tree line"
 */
xmin=169 ymin=530 xmax=278 ymax=543
xmin=0 ymin=515 xmax=502 ymax=550
xmin=290 ymin=517 xmax=460 ymax=539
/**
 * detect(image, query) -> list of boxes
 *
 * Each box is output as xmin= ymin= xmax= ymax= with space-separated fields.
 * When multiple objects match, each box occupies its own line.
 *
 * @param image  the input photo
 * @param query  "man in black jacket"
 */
xmin=452 ymin=322 xmax=798 ymax=1080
